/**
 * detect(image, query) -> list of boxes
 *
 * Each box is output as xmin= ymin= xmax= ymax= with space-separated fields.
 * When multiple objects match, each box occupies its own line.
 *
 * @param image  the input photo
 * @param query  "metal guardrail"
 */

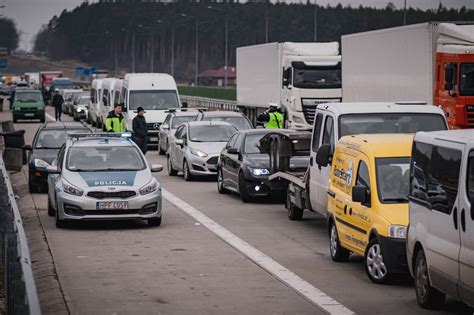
xmin=181 ymin=95 xmax=238 ymax=111
xmin=0 ymin=158 xmax=41 ymax=315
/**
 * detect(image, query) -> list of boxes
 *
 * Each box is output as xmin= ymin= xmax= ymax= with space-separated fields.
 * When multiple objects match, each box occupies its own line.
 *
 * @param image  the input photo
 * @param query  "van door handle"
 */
xmin=453 ymin=207 xmax=458 ymax=230
xmin=461 ymin=209 xmax=466 ymax=232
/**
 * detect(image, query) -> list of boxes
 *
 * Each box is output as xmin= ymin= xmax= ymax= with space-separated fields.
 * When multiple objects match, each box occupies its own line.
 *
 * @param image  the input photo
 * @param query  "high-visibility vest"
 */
xmin=265 ymin=112 xmax=284 ymax=129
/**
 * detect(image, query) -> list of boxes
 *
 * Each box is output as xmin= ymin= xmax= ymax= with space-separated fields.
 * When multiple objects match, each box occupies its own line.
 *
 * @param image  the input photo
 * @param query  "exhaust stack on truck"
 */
xmin=236 ymin=42 xmax=342 ymax=130
xmin=342 ymin=22 xmax=474 ymax=129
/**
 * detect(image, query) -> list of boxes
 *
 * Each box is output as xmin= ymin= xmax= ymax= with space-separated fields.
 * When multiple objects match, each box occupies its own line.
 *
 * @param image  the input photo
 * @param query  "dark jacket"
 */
xmin=52 ymin=94 xmax=64 ymax=109
xmin=132 ymin=115 xmax=147 ymax=139
xmin=105 ymin=110 xmax=126 ymax=132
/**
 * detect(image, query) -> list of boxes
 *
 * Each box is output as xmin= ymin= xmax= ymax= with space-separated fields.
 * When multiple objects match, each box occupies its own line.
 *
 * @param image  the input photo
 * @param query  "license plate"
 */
xmin=96 ymin=201 xmax=129 ymax=210
xmin=150 ymin=137 xmax=158 ymax=142
xmin=25 ymin=113 xmax=34 ymax=117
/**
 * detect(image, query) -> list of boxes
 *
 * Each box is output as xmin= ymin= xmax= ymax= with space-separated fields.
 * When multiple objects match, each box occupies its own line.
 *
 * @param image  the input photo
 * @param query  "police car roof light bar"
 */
xmin=69 ymin=133 xmax=132 ymax=140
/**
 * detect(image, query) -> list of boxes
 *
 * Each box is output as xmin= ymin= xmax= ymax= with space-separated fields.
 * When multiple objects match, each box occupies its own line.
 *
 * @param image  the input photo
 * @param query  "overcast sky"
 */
xmin=1 ymin=0 xmax=473 ymax=51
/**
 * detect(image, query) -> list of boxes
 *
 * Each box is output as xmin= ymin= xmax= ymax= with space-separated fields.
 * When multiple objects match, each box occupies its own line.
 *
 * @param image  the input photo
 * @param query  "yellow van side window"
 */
xmin=356 ymin=161 xmax=370 ymax=188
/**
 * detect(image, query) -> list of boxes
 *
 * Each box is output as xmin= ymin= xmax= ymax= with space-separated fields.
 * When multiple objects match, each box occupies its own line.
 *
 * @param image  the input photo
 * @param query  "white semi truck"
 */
xmin=236 ymin=42 xmax=342 ymax=130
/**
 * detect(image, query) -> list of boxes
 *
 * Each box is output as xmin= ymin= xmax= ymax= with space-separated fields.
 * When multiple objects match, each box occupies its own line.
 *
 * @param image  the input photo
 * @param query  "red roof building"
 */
xmin=199 ymin=66 xmax=236 ymax=86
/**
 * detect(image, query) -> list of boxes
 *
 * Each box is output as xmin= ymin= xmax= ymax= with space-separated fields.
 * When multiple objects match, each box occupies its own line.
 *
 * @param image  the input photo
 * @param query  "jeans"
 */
xmin=55 ymin=107 xmax=62 ymax=121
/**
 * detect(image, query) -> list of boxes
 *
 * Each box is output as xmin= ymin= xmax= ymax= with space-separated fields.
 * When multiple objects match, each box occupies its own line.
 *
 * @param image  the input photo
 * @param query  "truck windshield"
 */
xmin=293 ymin=66 xmax=341 ymax=89
xmin=460 ymin=63 xmax=474 ymax=96
xmin=338 ymin=113 xmax=447 ymax=137
xmin=375 ymin=157 xmax=410 ymax=203
xmin=129 ymin=90 xmax=179 ymax=110
xmin=15 ymin=92 xmax=43 ymax=102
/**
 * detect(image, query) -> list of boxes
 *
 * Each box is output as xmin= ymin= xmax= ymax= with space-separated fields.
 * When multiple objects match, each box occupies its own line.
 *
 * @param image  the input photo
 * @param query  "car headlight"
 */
xmin=388 ymin=225 xmax=407 ymax=239
xmin=34 ymin=159 xmax=49 ymax=169
xmin=140 ymin=180 xmax=158 ymax=195
xmin=76 ymin=108 xmax=82 ymax=112
xmin=62 ymin=181 xmax=83 ymax=196
xmin=248 ymin=167 xmax=270 ymax=176
xmin=191 ymin=149 xmax=208 ymax=158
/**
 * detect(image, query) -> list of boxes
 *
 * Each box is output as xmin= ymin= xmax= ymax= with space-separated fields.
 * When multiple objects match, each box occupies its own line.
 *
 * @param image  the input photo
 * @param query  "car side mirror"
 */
xmin=174 ymin=139 xmax=184 ymax=146
xmin=23 ymin=144 xmax=32 ymax=151
xmin=445 ymin=64 xmax=454 ymax=83
xmin=162 ymin=124 xmax=169 ymax=130
xmin=46 ymin=165 xmax=60 ymax=174
xmin=316 ymin=144 xmax=332 ymax=168
xmin=228 ymin=148 xmax=239 ymax=154
xmin=352 ymin=185 xmax=370 ymax=207
xmin=150 ymin=164 xmax=163 ymax=172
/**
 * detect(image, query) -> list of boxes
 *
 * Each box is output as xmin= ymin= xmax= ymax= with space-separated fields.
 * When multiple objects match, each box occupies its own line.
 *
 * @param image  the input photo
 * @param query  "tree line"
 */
xmin=33 ymin=1 xmax=474 ymax=82
xmin=0 ymin=17 xmax=20 ymax=53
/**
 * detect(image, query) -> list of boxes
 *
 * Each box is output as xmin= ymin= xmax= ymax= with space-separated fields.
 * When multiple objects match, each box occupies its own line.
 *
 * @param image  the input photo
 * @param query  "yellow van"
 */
xmin=326 ymin=134 xmax=412 ymax=284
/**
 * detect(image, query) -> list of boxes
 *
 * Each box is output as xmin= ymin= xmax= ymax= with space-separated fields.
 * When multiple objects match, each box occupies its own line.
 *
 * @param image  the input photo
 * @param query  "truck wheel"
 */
xmin=286 ymin=189 xmax=303 ymax=220
xmin=414 ymin=249 xmax=445 ymax=309
xmin=238 ymin=172 xmax=251 ymax=203
xmin=269 ymin=139 xmax=278 ymax=173
xmin=167 ymin=156 xmax=178 ymax=176
xmin=365 ymin=238 xmax=390 ymax=284
xmin=329 ymin=222 xmax=350 ymax=262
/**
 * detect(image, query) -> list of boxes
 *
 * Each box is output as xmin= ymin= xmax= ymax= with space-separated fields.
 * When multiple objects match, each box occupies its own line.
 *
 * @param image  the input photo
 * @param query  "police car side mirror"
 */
xmin=352 ymin=185 xmax=370 ymax=207
xmin=151 ymin=164 xmax=163 ymax=172
xmin=46 ymin=165 xmax=60 ymax=174
xmin=316 ymin=144 xmax=332 ymax=168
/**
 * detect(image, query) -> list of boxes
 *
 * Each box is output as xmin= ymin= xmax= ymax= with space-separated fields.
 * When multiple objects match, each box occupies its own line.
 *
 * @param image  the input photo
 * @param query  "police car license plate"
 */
xmin=96 ymin=201 xmax=129 ymax=210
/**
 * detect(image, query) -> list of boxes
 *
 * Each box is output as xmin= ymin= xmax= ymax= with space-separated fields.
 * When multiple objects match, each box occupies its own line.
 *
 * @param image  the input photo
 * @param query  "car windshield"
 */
xmin=129 ymin=90 xmax=179 ymax=110
xmin=172 ymin=116 xmax=196 ymax=129
xmin=189 ymin=125 xmax=236 ymax=142
xmin=15 ymin=92 xmax=43 ymax=102
xmin=202 ymin=116 xmax=252 ymax=130
xmin=293 ymin=66 xmax=342 ymax=89
xmin=35 ymin=129 xmax=89 ymax=149
xmin=78 ymin=97 xmax=90 ymax=105
xmin=376 ymin=157 xmax=410 ymax=203
xmin=66 ymin=146 xmax=145 ymax=171
xmin=244 ymin=133 xmax=266 ymax=154
xmin=460 ymin=63 xmax=474 ymax=96
xmin=339 ymin=113 xmax=447 ymax=137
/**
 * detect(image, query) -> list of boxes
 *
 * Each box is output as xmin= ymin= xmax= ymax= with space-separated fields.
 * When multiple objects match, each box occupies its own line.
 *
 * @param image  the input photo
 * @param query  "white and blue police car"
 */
xmin=46 ymin=133 xmax=163 ymax=228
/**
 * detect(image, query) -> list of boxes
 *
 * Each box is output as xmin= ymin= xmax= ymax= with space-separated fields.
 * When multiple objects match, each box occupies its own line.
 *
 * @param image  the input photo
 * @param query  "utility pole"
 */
xmin=158 ymin=19 xmax=176 ymax=77
xmin=403 ymin=0 xmax=407 ymax=25
xmin=132 ymin=31 xmax=136 ymax=73
xmin=207 ymin=5 xmax=229 ymax=87
xmin=181 ymin=13 xmax=199 ymax=86
xmin=265 ymin=3 xmax=269 ymax=43
xmin=115 ymin=35 xmax=118 ymax=76
xmin=150 ymin=30 xmax=154 ymax=72
xmin=314 ymin=0 xmax=317 ymax=42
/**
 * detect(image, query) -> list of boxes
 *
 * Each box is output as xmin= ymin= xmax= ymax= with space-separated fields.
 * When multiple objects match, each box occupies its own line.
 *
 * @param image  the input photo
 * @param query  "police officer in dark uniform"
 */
xmin=132 ymin=107 xmax=148 ymax=154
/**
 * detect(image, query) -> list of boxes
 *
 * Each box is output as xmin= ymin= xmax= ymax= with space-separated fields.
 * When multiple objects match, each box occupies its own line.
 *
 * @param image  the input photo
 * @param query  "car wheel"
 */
xmin=286 ymin=187 xmax=303 ymax=220
xmin=365 ymin=238 xmax=390 ymax=284
xmin=238 ymin=172 xmax=251 ymax=203
xmin=414 ymin=249 xmax=445 ymax=309
xmin=329 ymin=222 xmax=350 ymax=262
xmin=167 ymin=155 xmax=178 ymax=176
xmin=217 ymin=167 xmax=228 ymax=194
xmin=47 ymin=195 xmax=55 ymax=217
xmin=183 ymin=160 xmax=193 ymax=181
xmin=148 ymin=217 xmax=162 ymax=227
xmin=55 ymin=210 xmax=68 ymax=229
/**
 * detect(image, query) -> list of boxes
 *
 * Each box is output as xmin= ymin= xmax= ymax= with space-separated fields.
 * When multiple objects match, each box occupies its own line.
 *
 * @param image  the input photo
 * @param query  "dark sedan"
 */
xmin=217 ymin=130 xmax=282 ymax=202
xmin=23 ymin=122 xmax=92 ymax=193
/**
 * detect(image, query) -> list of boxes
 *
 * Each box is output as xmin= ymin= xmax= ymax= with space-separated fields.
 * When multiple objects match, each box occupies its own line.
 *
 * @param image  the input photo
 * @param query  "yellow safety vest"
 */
xmin=266 ymin=112 xmax=284 ymax=129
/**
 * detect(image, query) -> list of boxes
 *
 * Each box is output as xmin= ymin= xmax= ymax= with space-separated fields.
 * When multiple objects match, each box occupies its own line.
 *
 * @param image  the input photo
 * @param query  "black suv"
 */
xmin=24 ymin=122 xmax=92 ymax=193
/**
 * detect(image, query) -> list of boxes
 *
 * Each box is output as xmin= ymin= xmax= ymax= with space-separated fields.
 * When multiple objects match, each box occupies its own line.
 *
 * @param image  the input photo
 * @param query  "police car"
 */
xmin=46 ymin=133 xmax=164 ymax=228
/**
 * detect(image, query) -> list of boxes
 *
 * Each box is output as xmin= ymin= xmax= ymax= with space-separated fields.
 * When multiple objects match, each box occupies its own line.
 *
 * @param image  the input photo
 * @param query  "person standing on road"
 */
xmin=52 ymin=89 xmax=64 ymax=121
xmin=257 ymin=103 xmax=284 ymax=129
xmin=105 ymin=103 xmax=127 ymax=133
xmin=132 ymin=107 xmax=148 ymax=154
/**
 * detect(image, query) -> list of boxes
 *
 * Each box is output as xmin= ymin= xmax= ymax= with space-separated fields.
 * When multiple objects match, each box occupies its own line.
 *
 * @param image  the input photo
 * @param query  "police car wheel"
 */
xmin=47 ymin=196 xmax=55 ymax=217
xmin=365 ymin=238 xmax=390 ymax=284
xmin=414 ymin=249 xmax=445 ymax=309
xmin=148 ymin=217 xmax=162 ymax=227
xmin=329 ymin=222 xmax=350 ymax=262
xmin=55 ymin=215 xmax=68 ymax=229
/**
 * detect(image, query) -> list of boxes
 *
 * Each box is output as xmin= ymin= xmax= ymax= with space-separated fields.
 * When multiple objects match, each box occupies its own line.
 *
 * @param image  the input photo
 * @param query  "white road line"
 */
xmin=162 ymin=189 xmax=354 ymax=315
xmin=45 ymin=112 xmax=56 ymax=122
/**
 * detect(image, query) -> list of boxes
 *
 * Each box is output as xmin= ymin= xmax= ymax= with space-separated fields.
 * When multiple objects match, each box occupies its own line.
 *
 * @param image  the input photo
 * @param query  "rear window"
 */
xmin=35 ymin=128 xmax=89 ymax=149
xmin=202 ymin=116 xmax=252 ymax=130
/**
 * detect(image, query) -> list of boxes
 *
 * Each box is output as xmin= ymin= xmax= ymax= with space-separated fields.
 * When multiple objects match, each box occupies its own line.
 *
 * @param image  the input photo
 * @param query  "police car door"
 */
xmin=50 ymin=145 xmax=66 ymax=211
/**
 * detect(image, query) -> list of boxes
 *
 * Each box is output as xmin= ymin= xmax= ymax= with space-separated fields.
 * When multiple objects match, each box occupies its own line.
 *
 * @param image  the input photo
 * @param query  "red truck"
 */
xmin=40 ymin=71 xmax=63 ymax=105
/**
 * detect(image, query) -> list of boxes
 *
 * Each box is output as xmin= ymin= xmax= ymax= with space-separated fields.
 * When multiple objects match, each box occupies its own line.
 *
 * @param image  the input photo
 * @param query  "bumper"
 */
xmin=57 ymin=189 xmax=162 ymax=221
xmin=147 ymin=131 xmax=159 ymax=147
xmin=188 ymin=154 xmax=218 ymax=176
xmin=13 ymin=110 xmax=44 ymax=120
xmin=379 ymin=235 xmax=409 ymax=274
xmin=243 ymin=175 xmax=285 ymax=197
xmin=287 ymin=112 xmax=312 ymax=130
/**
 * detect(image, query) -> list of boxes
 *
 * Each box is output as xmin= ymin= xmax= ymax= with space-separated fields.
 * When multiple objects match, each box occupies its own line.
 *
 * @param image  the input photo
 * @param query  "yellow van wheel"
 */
xmin=365 ymin=238 xmax=390 ymax=284
xmin=329 ymin=222 xmax=350 ymax=262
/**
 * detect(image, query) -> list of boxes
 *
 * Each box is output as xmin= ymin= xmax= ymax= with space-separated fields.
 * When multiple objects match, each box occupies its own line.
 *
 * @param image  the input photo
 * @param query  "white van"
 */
xmin=113 ymin=79 xmax=123 ymax=108
xmin=90 ymin=79 xmax=103 ymax=128
xmin=100 ymin=78 xmax=117 ymax=130
xmin=121 ymin=73 xmax=181 ymax=148
xmin=407 ymin=130 xmax=474 ymax=310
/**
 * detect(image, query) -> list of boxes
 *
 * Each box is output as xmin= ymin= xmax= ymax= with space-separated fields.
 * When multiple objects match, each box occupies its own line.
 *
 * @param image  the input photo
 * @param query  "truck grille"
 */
xmin=467 ymin=105 xmax=474 ymax=126
xmin=87 ymin=191 xmax=136 ymax=199
xmin=301 ymin=98 xmax=341 ymax=125
xmin=302 ymin=105 xmax=317 ymax=125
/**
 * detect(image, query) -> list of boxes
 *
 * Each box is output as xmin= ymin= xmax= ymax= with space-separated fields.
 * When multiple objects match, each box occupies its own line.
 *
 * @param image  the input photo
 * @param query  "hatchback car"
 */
xmin=11 ymin=88 xmax=45 ymax=123
xmin=24 ymin=122 xmax=92 ymax=193
xmin=158 ymin=110 xmax=198 ymax=155
xmin=194 ymin=110 xmax=253 ymax=130
xmin=72 ymin=95 xmax=91 ymax=121
xmin=46 ymin=133 xmax=164 ymax=228
xmin=167 ymin=121 xmax=237 ymax=180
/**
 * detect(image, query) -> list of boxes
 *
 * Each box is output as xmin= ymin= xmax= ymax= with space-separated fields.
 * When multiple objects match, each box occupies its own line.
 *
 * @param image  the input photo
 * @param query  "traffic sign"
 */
xmin=75 ymin=67 xmax=84 ymax=76
xmin=0 ymin=58 xmax=7 ymax=69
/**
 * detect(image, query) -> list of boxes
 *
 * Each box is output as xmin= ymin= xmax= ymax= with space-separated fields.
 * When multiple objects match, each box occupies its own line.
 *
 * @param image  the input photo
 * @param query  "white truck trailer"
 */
xmin=236 ymin=42 xmax=342 ymax=130
xmin=341 ymin=22 xmax=474 ymax=129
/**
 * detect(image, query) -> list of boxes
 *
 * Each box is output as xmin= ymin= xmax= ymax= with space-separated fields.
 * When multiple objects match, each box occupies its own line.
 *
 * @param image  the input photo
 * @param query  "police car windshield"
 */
xmin=338 ymin=113 xmax=447 ymax=137
xmin=35 ymin=129 xmax=89 ymax=149
xmin=66 ymin=146 xmax=145 ymax=171
xmin=202 ymin=117 xmax=252 ymax=130
xmin=189 ymin=125 xmax=236 ymax=142
xmin=171 ymin=116 xmax=195 ymax=129
xmin=375 ymin=157 xmax=410 ymax=203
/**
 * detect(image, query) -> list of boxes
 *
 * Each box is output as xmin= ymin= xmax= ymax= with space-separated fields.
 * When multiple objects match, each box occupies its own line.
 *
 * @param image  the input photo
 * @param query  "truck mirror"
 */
xmin=352 ymin=185 xmax=370 ymax=207
xmin=444 ymin=82 xmax=454 ymax=91
xmin=316 ymin=144 xmax=332 ymax=168
xmin=445 ymin=64 xmax=454 ymax=83
xmin=182 ymin=101 xmax=188 ymax=108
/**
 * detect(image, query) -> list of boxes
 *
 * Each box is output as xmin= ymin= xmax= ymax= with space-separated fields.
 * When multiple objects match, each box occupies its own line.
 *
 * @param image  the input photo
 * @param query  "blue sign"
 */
xmin=83 ymin=67 xmax=92 ymax=76
xmin=75 ymin=67 xmax=84 ymax=76
xmin=0 ymin=58 xmax=7 ymax=69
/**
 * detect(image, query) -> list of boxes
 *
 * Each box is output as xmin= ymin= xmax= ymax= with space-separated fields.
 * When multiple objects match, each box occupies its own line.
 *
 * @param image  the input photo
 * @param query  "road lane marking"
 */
xmin=162 ymin=189 xmax=354 ymax=315
xmin=45 ymin=112 xmax=56 ymax=121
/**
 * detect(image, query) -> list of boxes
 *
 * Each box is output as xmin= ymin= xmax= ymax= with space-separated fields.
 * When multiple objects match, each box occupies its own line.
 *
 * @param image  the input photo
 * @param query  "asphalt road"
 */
xmin=11 ymin=105 xmax=473 ymax=314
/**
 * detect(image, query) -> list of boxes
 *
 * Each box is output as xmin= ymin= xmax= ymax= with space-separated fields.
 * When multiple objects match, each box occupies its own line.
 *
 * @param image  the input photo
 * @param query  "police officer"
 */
xmin=105 ymin=103 xmax=126 ymax=133
xmin=257 ymin=103 xmax=284 ymax=128
xmin=132 ymin=107 xmax=148 ymax=154
xmin=52 ymin=89 xmax=64 ymax=121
